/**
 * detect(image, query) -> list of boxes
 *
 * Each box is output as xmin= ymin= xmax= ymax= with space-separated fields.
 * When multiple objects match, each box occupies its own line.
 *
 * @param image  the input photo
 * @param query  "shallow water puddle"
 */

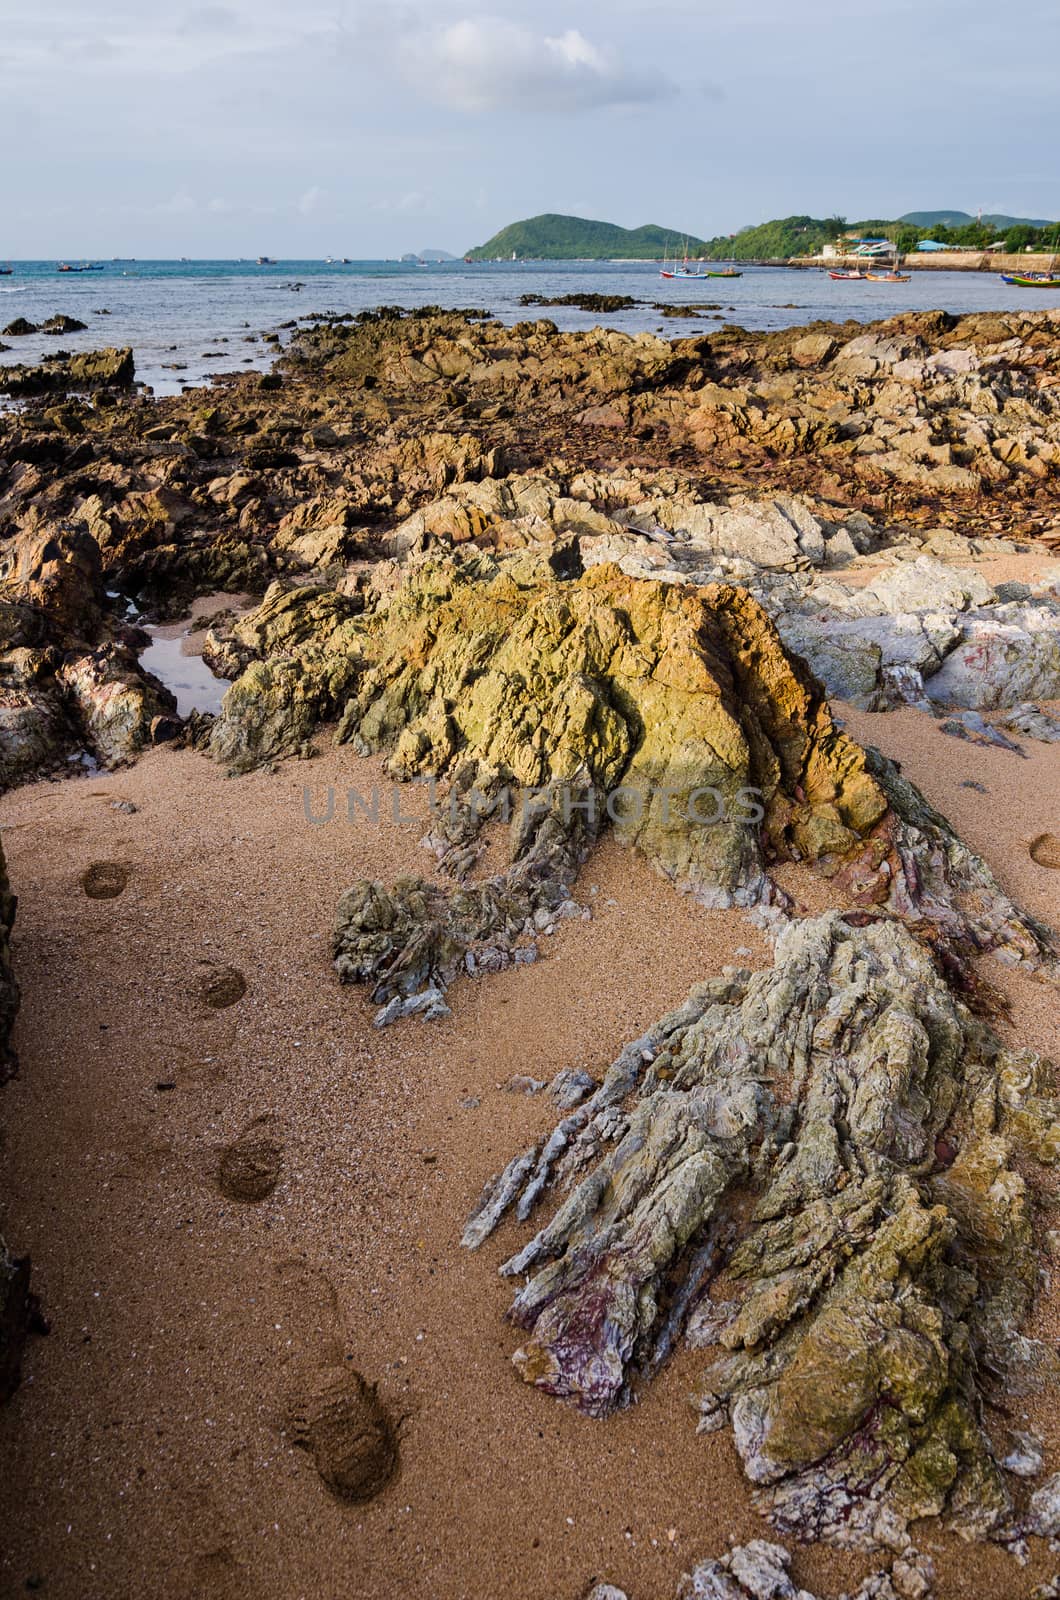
xmin=139 ymin=625 xmax=229 ymax=717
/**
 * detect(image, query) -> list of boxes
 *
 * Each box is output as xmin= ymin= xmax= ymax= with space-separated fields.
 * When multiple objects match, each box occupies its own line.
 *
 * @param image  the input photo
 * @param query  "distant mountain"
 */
xmin=465 ymin=214 xmax=708 ymax=261
xmin=400 ymin=249 xmax=458 ymax=263
xmin=900 ymin=209 xmax=1055 ymax=230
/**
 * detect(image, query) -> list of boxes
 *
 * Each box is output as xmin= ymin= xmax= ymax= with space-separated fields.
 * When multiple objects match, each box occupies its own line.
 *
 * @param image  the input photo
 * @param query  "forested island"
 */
xmin=466 ymin=209 xmax=1060 ymax=261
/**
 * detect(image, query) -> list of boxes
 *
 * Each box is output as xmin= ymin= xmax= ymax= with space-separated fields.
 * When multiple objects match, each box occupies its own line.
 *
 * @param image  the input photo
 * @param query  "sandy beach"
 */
xmin=0 ymin=694 xmax=1057 ymax=1599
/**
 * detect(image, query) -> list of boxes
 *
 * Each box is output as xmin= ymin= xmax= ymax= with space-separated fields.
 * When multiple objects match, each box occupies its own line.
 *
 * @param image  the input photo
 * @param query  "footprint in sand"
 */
xmin=186 ymin=1547 xmax=251 ymax=1600
xmin=1030 ymin=833 xmax=1060 ymax=870
xmin=289 ymin=1365 xmax=398 ymax=1504
xmin=81 ymin=861 xmax=131 ymax=899
xmin=217 ymin=1117 xmax=284 ymax=1202
xmin=270 ymin=1259 xmax=400 ymax=1504
xmin=195 ymin=964 xmax=247 ymax=1010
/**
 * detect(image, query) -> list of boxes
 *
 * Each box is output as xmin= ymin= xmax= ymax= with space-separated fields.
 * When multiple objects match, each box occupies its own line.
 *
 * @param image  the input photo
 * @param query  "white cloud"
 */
xmin=372 ymin=190 xmax=437 ymax=216
xmin=152 ymin=187 xmax=197 ymax=215
xmin=296 ymin=184 xmax=325 ymax=215
xmin=400 ymin=16 xmax=669 ymax=114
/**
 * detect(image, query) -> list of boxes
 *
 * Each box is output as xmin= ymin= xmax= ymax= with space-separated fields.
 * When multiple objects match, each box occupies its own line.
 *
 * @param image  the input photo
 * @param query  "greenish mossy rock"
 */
xmin=466 ymin=912 xmax=1059 ymax=1551
xmin=209 ymin=553 xmax=1054 ymax=1016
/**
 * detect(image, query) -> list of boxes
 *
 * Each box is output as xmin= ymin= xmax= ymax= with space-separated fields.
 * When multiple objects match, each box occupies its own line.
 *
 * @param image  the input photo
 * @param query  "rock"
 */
xmin=1027 ymin=1474 xmax=1060 ymax=1539
xmin=791 ymin=333 xmax=837 ymax=368
xmin=207 ymin=584 xmax=363 ymax=775
xmin=291 ymin=1366 xmax=398 ymax=1502
xmin=40 ymin=315 xmax=88 ymax=335
xmin=466 ymin=913 xmax=1059 ymax=1549
xmin=1002 ymin=1430 xmax=1044 ymax=1478
xmin=0 ymin=524 xmax=105 ymax=642
xmin=323 ymin=555 xmax=909 ymax=1012
xmin=938 ymin=710 xmax=1025 ymax=755
xmin=0 ymin=346 xmax=134 ymax=396
xmin=863 ymin=555 xmax=993 ymax=615
xmin=59 ymin=645 xmax=178 ymax=767
xmin=677 ymin=1540 xmax=935 ymax=1599
xmin=777 ymin=611 xmax=959 ymax=709
xmin=325 ymin=556 xmax=1053 ymax=1019
xmin=550 ymin=1068 xmax=597 ymax=1109
xmin=925 ymin=604 xmax=1060 ymax=710
xmin=1000 ymin=703 xmax=1060 ymax=742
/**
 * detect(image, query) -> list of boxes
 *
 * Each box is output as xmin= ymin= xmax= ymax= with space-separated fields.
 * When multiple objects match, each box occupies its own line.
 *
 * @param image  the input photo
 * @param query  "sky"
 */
xmin=2 ymin=0 xmax=1059 ymax=257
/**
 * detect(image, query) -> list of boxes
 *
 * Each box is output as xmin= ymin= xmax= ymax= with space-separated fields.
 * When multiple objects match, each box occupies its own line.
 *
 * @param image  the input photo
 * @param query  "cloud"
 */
xmin=400 ymin=16 xmax=670 ymax=114
xmin=177 ymin=4 xmax=240 ymax=34
xmin=371 ymin=190 xmax=438 ymax=216
xmin=152 ymin=187 xmax=197 ymax=215
xmin=296 ymin=184 xmax=325 ymax=215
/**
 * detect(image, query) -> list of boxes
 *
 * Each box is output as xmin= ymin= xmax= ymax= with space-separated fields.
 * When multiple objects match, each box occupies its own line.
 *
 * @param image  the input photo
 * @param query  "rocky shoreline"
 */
xmin=1 ymin=303 xmax=1059 ymax=1598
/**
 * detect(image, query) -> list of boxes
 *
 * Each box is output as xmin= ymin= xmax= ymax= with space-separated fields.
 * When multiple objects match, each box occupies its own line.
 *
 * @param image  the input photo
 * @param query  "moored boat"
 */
xmin=865 ymin=271 xmax=911 ymax=282
xmin=1001 ymin=272 xmax=1060 ymax=287
xmin=829 ymin=269 xmax=865 ymax=280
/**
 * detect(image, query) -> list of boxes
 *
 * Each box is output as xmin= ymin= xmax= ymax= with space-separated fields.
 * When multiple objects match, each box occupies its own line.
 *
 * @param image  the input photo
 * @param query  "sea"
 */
xmin=0 ymin=257 xmax=1053 ymax=397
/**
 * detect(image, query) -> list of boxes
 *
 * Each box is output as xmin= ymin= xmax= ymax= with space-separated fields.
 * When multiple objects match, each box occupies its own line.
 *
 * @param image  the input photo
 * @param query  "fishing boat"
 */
xmin=865 ymin=270 xmax=911 ymax=282
xmin=829 ymin=269 xmax=865 ymax=280
xmin=57 ymin=262 xmax=104 ymax=273
xmin=1001 ymin=273 xmax=1060 ymax=288
xmin=660 ymin=238 xmax=716 ymax=280
xmin=0 ymin=266 xmax=12 ymax=276
xmin=706 ymin=267 xmax=742 ymax=278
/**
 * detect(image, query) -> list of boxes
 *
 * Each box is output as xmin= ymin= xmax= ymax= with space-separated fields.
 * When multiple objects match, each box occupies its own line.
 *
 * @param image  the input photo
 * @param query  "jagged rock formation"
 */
xmin=465 ymin=912 xmax=1059 ymax=1550
xmin=594 ymin=1537 xmax=938 ymax=1600
xmin=202 ymin=552 xmax=1054 ymax=1016
xmin=0 ymin=346 xmax=134 ymax=397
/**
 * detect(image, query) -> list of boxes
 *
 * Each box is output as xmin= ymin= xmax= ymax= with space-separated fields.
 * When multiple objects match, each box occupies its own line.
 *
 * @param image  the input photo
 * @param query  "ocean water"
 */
xmin=0 ymin=257 xmax=1054 ymax=397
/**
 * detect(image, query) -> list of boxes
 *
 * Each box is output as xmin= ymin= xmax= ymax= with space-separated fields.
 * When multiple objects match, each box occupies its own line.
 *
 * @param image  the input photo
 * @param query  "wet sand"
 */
xmin=0 ymin=712 xmax=1058 ymax=1600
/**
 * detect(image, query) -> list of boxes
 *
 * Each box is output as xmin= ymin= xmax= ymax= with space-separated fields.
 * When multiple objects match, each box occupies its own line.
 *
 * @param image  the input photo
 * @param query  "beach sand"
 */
xmin=0 ymin=707 xmax=1057 ymax=1600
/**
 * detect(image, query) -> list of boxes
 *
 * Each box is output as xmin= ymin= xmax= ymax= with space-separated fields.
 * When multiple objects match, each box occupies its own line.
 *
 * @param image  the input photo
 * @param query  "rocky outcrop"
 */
xmin=204 ymin=555 xmax=1055 ymax=1018
xmin=0 ymin=346 xmax=134 ymax=396
xmin=674 ymin=1540 xmax=936 ymax=1600
xmin=466 ymin=913 xmax=1059 ymax=1550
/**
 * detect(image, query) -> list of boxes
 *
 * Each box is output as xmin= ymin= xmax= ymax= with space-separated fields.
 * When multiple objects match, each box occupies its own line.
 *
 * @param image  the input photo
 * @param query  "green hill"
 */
xmin=901 ymin=209 xmax=1054 ymax=230
xmin=700 ymin=211 xmax=1060 ymax=259
xmin=464 ymin=214 xmax=708 ymax=261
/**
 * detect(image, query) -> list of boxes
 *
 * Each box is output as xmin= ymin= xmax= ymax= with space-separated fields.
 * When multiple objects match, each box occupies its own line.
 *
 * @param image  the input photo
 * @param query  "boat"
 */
xmin=829 ymin=269 xmax=865 ymax=280
xmin=57 ymin=262 xmax=104 ymax=273
xmin=256 ymin=256 xmax=273 ymax=265
xmin=660 ymin=237 xmax=716 ymax=280
xmin=0 ymin=266 xmax=11 ymax=276
xmin=865 ymin=271 xmax=911 ymax=282
xmin=706 ymin=267 xmax=742 ymax=278
xmin=1001 ymin=273 xmax=1060 ymax=287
